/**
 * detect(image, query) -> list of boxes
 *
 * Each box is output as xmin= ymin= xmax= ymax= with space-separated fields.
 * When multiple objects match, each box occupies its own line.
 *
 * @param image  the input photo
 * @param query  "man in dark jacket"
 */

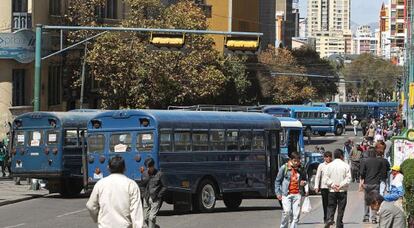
xmin=141 ymin=158 xmax=167 ymax=228
xmin=360 ymin=147 xmax=383 ymax=224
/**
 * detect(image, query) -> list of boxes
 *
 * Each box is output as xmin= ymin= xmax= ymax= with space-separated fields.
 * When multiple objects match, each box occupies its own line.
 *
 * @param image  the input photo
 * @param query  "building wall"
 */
xmin=206 ymin=0 xmax=230 ymax=52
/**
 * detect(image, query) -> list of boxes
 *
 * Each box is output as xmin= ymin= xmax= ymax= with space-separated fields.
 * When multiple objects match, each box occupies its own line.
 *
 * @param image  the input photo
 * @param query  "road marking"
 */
xmin=56 ymin=208 xmax=87 ymax=218
xmin=3 ymin=223 xmax=26 ymax=228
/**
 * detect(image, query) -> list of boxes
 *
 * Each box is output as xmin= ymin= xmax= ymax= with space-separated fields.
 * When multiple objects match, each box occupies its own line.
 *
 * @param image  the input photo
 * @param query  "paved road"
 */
xmin=0 ymin=128 xmax=366 ymax=228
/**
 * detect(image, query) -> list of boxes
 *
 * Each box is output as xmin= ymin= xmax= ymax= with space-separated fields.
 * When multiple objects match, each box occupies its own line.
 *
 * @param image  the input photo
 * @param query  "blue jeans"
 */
xmin=280 ymin=194 xmax=302 ymax=228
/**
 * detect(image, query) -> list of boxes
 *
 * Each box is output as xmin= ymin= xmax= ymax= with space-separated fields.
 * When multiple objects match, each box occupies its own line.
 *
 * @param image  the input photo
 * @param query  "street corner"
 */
xmin=0 ymin=178 xmax=48 ymax=206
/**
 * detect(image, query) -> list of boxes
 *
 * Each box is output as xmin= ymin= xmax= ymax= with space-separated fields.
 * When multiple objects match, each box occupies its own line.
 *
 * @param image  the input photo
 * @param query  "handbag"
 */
xmin=301 ymin=196 xmax=312 ymax=213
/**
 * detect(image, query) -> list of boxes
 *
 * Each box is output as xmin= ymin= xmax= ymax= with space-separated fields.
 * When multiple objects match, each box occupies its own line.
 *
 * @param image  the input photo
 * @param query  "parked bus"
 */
xmin=377 ymin=102 xmax=398 ymax=115
xmin=10 ymin=111 xmax=99 ymax=196
xmin=261 ymin=105 xmax=345 ymax=136
xmin=325 ymin=102 xmax=380 ymax=120
xmin=86 ymin=109 xmax=281 ymax=212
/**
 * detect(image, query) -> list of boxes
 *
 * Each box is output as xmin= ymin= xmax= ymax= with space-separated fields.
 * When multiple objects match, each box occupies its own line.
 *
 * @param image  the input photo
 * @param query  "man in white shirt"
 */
xmin=86 ymin=156 xmax=144 ymax=228
xmin=324 ymin=149 xmax=352 ymax=228
xmin=314 ymin=151 xmax=333 ymax=224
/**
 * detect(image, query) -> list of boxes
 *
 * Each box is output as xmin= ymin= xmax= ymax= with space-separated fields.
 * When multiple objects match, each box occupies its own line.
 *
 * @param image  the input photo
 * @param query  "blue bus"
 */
xmin=261 ymin=105 xmax=345 ymax=136
xmin=10 ymin=111 xmax=99 ymax=196
xmin=86 ymin=110 xmax=281 ymax=212
xmin=278 ymin=117 xmax=322 ymax=192
xmin=325 ymin=102 xmax=380 ymax=120
xmin=377 ymin=102 xmax=398 ymax=115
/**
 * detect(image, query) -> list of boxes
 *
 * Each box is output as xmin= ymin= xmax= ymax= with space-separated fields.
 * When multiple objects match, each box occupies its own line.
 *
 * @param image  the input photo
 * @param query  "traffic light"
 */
xmin=149 ymin=32 xmax=185 ymax=50
xmin=224 ymin=36 xmax=260 ymax=54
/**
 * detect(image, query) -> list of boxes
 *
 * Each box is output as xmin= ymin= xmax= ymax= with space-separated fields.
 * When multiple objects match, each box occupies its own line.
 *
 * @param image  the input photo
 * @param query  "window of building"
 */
xmin=12 ymin=0 xmax=28 ymax=12
xmin=12 ymin=69 xmax=25 ymax=106
xmin=48 ymin=65 xmax=62 ymax=106
xmin=49 ymin=0 xmax=61 ymax=15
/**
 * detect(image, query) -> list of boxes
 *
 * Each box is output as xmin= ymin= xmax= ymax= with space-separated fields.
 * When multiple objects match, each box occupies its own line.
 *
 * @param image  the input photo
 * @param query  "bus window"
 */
xmin=137 ymin=133 xmax=154 ymax=152
xmin=160 ymin=131 xmax=172 ymax=152
xmin=210 ymin=130 xmax=225 ymax=151
xmin=28 ymin=131 xmax=43 ymax=147
xmin=280 ymin=129 xmax=286 ymax=146
xmin=47 ymin=131 xmax=59 ymax=146
xmin=239 ymin=130 xmax=252 ymax=151
xmin=252 ymin=131 xmax=265 ymax=151
xmin=226 ymin=130 xmax=239 ymax=151
xmin=88 ymin=134 xmax=105 ymax=153
xmin=192 ymin=131 xmax=208 ymax=151
xmin=14 ymin=131 xmax=25 ymax=147
xmin=174 ymin=131 xmax=191 ymax=152
xmin=110 ymin=133 xmax=132 ymax=153
xmin=288 ymin=130 xmax=301 ymax=153
xmin=65 ymin=130 xmax=78 ymax=146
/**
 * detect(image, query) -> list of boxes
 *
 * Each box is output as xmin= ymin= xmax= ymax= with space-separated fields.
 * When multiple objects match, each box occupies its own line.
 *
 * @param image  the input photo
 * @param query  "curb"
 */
xmin=0 ymin=194 xmax=48 ymax=207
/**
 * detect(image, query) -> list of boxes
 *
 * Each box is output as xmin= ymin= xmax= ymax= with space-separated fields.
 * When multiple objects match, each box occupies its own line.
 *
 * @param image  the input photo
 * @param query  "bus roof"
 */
xmin=262 ymin=105 xmax=333 ymax=113
xmin=14 ymin=111 xmax=100 ymax=129
xmin=277 ymin=117 xmax=302 ymax=128
xmin=90 ymin=109 xmax=281 ymax=130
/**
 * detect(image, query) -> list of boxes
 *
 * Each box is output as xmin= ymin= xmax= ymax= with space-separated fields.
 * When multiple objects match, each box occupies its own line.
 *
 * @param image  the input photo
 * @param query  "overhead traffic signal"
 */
xmin=224 ymin=35 xmax=260 ymax=54
xmin=149 ymin=32 xmax=185 ymax=50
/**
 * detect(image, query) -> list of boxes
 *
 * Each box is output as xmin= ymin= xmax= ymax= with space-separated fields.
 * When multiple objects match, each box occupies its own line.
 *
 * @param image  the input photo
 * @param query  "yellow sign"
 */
xmin=409 ymin=83 xmax=414 ymax=108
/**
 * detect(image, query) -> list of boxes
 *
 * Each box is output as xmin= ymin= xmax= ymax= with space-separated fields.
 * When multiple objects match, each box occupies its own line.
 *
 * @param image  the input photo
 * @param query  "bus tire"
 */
xmin=334 ymin=126 xmax=343 ymax=136
xmin=59 ymin=179 xmax=83 ymax=198
xmin=223 ymin=193 xmax=242 ymax=210
xmin=318 ymin=132 xmax=326 ymax=136
xmin=196 ymin=179 xmax=217 ymax=213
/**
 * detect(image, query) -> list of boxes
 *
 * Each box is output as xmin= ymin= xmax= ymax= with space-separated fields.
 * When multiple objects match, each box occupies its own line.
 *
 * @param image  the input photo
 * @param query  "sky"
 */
xmin=299 ymin=0 xmax=386 ymax=25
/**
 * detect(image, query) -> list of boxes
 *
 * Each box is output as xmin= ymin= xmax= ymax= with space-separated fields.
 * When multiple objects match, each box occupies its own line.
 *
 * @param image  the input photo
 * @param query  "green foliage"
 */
xmin=66 ymin=0 xmax=249 ymax=108
xmin=343 ymin=53 xmax=402 ymax=101
xmin=401 ymin=159 xmax=414 ymax=220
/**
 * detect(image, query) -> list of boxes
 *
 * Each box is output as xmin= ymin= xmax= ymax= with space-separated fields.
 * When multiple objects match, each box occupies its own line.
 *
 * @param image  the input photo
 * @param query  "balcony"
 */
xmin=12 ymin=12 xmax=32 ymax=31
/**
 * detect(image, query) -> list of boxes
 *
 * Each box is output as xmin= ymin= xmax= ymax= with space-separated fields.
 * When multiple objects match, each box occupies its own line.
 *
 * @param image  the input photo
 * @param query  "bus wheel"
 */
xmin=196 ymin=179 xmax=217 ymax=212
xmin=318 ymin=132 xmax=327 ymax=136
xmin=223 ymin=193 xmax=242 ymax=210
xmin=334 ymin=126 xmax=343 ymax=136
xmin=59 ymin=179 xmax=83 ymax=198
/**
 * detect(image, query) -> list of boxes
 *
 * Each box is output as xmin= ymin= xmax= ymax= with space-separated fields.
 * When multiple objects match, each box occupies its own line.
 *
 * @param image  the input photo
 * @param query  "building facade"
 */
xmin=353 ymin=25 xmax=378 ymax=55
xmin=275 ymin=0 xmax=299 ymax=48
xmin=306 ymin=0 xmax=351 ymax=58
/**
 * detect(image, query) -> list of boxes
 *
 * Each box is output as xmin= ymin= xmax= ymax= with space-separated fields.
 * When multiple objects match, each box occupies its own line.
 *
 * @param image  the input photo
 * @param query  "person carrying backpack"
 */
xmin=275 ymin=151 xmax=308 ymax=228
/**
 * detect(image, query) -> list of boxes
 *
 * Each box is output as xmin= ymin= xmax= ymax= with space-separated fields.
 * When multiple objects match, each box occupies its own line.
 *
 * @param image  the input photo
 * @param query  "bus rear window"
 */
xmin=137 ymin=133 xmax=154 ymax=152
xmin=88 ymin=134 xmax=105 ymax=153
xmin=110 ymin=133 xmax=132 ymax=153
xmin=28 ymin=131 xmax=43 ymax=147
xmin=14 ymin=131 xmax=25 ymax=147
xmin=65 ymin=130 xmax=78 ymax=146
xmin=47 ymin=131 xmax=59 ymax=145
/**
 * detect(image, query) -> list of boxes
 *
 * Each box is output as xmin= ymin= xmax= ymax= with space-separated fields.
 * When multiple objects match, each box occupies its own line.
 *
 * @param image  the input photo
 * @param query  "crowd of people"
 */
xmin=276 ymin=112 xmax=407 ymax=228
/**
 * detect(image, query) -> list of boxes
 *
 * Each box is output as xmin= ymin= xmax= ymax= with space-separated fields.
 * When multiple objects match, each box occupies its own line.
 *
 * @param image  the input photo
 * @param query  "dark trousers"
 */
xmin=326 ymin=191 xmax=347 ymax=228
xmin=364 ymin=184 xmax=380 ymax=221
xmin=321 ymin=189 xmax=330 ymax=223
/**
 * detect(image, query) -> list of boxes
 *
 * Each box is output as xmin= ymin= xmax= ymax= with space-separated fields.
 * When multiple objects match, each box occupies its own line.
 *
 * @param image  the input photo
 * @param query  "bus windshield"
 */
xmin=14 ymin=131 xmax=25 ymax=147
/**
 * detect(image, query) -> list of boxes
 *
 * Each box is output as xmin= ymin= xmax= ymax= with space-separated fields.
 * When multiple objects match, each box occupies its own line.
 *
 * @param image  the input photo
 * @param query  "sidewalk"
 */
xmin=0 ymin=177 xmax=48 ymax=206
xmin=299 ymin=183 xmax=377 ymax=228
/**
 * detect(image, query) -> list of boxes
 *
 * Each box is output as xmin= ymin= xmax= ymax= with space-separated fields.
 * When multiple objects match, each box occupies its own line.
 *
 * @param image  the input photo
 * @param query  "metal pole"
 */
xmin=34 ymin=24 xmax=42 ymax=112
xmin=80 ymin=43 xmax=88 ymax=109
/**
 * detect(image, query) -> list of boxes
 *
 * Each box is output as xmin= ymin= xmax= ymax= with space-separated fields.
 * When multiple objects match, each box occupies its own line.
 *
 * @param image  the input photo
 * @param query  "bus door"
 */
xmin=266 ymin=130 xmax=279 ymax=197
xmin=132 ymin=131 xmax=156 ymax=180
xmin=26 ymin=130 xmax=55 ymax=172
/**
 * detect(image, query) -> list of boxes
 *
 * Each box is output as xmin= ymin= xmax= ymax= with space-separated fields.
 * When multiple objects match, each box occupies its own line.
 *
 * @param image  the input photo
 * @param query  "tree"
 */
xmin=292 ymin=46 xmax=339 ymax=100
xmin=258 ymin=46 xmax=316 ymax=104
xmin=65 ymin=0 xmax=249 ymax=109
xmin=343 ymin=53 xmax=402 ymax=101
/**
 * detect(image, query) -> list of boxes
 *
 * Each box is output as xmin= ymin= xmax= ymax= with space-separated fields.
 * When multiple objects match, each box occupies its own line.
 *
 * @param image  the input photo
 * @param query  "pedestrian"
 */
xmin=351 ymin=114 xmax=359 ymax=136
xmin=383 ymin=165 xmax=404 ymax=203
xmin=324 ymin=149 xmax=352 ymax=228
xmin=86 ymin=156 xmax=144 ymax=228
xmin=314 ymin=151 xmax=333 ymax=224
xmin=349 ymin=143 xmax=362 ymax=182
xmin=141 ymin=158 xmax=167 ymax=228
xmin=343 ymin=140 xmax=352 ymax=164
xmin=360 ymin=118 xmax=368 ymax=136
xmin=365 ymin=190 xmax=406 ymax=228
xmin=275 ymin=151 xmax=308 ymax=228
xmin=360 ymin=147 xmax=383 ymax=224
xmin=376 ymin=150 xmax=390 ymax=196
xmin=365 ymin=126 xmax=375 ymax=143
xmin=0 ymin=141 xmax=7 ymax=177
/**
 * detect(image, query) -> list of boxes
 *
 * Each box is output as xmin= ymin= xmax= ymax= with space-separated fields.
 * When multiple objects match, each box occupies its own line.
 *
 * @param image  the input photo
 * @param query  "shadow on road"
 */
xmin=158 ymin=205 xmax=281 ymax=216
